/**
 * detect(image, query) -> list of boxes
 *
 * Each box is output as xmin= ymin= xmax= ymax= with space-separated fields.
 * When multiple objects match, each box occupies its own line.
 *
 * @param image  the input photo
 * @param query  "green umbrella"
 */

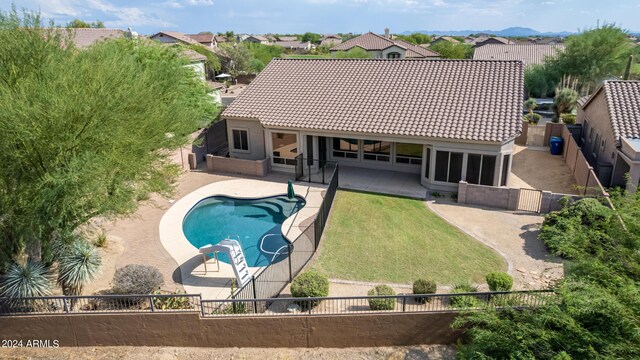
xmin=287 ymin=180 xmax=295 ymax=213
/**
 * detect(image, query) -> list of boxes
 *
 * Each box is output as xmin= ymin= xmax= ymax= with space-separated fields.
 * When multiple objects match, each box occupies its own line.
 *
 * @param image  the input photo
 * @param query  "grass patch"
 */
xmin=283 ymin=54 xmax=330 ymax=59
xmin=311 ymin=190 xmax=507 ymax=284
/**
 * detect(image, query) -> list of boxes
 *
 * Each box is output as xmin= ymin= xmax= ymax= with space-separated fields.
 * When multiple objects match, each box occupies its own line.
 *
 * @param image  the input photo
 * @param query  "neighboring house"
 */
xmin=577 ymin=80 xmax=640 ymax=192
xmin=149 ymin=31 xmax=202 ymax=46
xmin=274 ymin=41 xmax=313 ymax=51
xmin=330 ymin=30 xmax=440 ymax=59
xmin=431 ymin=36 xmax=460 ymax=45
xmin=221 ymin=58 xmax=523 ymax=192
xmin=474 ymin=36 xmax=515 ymax=47
xmin=53 ymin=28 xmax=126 ymax=48
xmin=320 ymin=34 xmax=342 ymax=46
xmin=180 ymin=48 xmax=208 ymax=81
xmin=187 ymin=33 xmax=217 ymax=48
xmin=215 ymin=35 xmax=228 ymax=44
xmin=530 ymin=37 xmax=563 ymax=45
xmin=244 ymin=35 xmax=270 ymax=45
xmin=473 ymin=44 xmax=564 ymax=67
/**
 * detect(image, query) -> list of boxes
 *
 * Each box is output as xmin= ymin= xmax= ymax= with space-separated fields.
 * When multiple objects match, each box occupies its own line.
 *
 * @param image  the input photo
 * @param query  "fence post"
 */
xmin=63 ymin=298 xmax=70 ymax=314
xmin=288 ymin=243 xmax=293 ymax=282
xmin=402 ymin=296 xmax=406 ymax=312
xmin=149 ymin=296 xmax=155 ymax=312
xmin=252 ymin=276 xmax=258 ymax=313
xmin=584 ymin=169 xmax=591 ymax=195
xmin=200 ymin=299 xmax=206 ymax=317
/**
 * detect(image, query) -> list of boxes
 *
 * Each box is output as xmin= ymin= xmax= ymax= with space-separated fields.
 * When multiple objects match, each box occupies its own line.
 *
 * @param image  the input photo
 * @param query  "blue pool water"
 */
xmin=182 ymin=195 xmax=306 ymax=267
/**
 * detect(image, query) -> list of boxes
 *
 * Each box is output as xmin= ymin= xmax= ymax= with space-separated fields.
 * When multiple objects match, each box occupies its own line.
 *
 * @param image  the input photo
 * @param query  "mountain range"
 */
xmin=401 ymin=27 xmax=574 ymax=37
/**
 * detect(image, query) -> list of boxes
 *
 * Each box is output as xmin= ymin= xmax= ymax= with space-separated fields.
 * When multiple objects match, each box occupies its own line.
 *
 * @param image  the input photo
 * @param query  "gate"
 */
xmin=517 ymin=188 xmax=542 ymax=213
xmin=526 ymin=125 xmax=545 ymax=146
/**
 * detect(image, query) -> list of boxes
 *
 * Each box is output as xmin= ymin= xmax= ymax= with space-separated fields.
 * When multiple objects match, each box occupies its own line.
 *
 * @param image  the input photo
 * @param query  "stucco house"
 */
xmin=244 ymin=35 xmax=270 ymax=45
xmin=473 ymin=44 xmax=564 ymax=67
xmin=274 ymin=41 xmax=313 ymax=51
xmin=220 ymin=58 xmax=524 ymax=192
xmin=320 ymin=34 xmax=342 ymax=46
xmin=149 ymin=31 xmax=202 ymax=46
xmin=473 ymin=36 xmax=515 ymax=47
xmin=330 ymin=30 xmax=440 ymax=59
xmin=577 ymin=80 xmax=640 ymax=192
xmin=187 ymin=33 xmax=217 ymax=48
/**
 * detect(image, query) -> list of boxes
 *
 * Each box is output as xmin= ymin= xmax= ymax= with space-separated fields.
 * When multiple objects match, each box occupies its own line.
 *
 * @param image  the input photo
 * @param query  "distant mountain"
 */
xmin=402 ymin=27 xmax=573 ymax=37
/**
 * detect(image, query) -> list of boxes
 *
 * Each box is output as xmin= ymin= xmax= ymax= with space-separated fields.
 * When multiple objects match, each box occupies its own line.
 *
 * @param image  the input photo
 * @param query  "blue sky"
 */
xmin=2 ymin=0 xmax=638 ymax=35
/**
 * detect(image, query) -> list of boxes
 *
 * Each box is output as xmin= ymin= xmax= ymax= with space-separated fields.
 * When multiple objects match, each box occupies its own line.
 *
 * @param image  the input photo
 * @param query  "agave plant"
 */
xmin=0 ymin=261 xmax=54 ymax=298
xmin=57 ymin=240 xmax=102 ymax=296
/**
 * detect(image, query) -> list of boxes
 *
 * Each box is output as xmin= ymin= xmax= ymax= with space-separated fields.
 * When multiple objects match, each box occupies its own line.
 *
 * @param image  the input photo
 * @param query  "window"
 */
xmin=232 ymin=129 xmax=249 ymax=151
xmin=500 ymin=154 xmax=510 ymax=186
xmin=434 ymin=151 xmax=463 ymax=183
xmin=466 ymin=154 xmax=496 ymax=186
xmin=272 ymin=132 xmax=298 ymax=165
xmin=363 ymin=140 xmax=391 ymax=162
xmin=387 ymin=52 xmax=401 ymax=59
xmin=593 ymin=133 xmax=601 ymax=158
xmin=396 ymin=143 xmax=423 ymax=165
xmin=332 ymin=138 xmax=359 ymax=159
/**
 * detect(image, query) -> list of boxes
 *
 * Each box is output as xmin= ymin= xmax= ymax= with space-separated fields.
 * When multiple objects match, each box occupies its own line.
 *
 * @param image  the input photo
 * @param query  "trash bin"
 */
xmin=550 ymin=136 xmax=563 ymax=155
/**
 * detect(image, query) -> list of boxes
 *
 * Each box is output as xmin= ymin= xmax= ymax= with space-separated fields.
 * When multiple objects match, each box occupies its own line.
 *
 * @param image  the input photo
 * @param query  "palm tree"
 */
xmin=0 ymin=261 xmax=53 ymax=298
xmin=524 ymin=98 xmax=538 ymax=124
xmin=552 ymin=87 xmax=579 ymax=122
xmin=57 ymin=240 xmax=101 ymax=296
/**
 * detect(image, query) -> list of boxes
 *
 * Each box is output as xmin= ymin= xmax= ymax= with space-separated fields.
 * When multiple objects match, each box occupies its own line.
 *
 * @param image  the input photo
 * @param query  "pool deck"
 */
xmin=159 ymin=179 xmax=327 ymax=300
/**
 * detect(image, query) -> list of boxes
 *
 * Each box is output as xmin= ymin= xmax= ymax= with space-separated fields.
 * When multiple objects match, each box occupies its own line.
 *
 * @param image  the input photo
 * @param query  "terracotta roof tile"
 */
xmin=186 ymin=33 xmax=215 ymax=43
xmin=602 ymin=81 xmax=640 ymax=140
xmin=150 ymin=31 xmax=201 ymax=46
xmin=52 ymin=28 xmax=125 ymax=48
xmin=473 ymin=44 xmax=563 ymax=66
xmin=223 ymin=59 xmax=524 ymax=142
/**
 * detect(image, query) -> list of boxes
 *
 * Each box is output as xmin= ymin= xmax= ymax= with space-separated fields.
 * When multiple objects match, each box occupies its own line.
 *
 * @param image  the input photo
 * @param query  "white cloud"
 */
xmin=185 ymin=0 xmax=214 ymax=5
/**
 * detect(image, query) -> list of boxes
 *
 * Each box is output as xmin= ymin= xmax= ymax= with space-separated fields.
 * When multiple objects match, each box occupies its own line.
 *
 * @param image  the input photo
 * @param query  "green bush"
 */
xmin=560 ymin=113 xmax=577 ymax=124
xmin=522 ymin=113 xmax=542 ymax=124
xmin=486 ymin=272 xmax=513 ymax=292
xmin=413 ymin=279 xmax=437 ymax=303
xmin=449 ymin=282 xmax=480 ymax=308
xmin=290 ymin=271 xmax=329 ymax=309
xmin=368 ymin=284 xmax=396 ymax=310
xmin=152 ymin=289 xmax=193 ymax=310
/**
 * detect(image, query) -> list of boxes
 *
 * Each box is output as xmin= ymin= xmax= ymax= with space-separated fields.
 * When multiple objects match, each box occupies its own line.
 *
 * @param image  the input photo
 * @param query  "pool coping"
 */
xmin=159 ymin=178 xmax=326 ymax=300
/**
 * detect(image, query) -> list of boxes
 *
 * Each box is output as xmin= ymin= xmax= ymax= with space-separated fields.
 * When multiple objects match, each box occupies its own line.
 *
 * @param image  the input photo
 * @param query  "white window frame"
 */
xmin=230 ymin=127 xmax=250 ymax=153
xmin=269 ymin=130 xmax=299 ymax=167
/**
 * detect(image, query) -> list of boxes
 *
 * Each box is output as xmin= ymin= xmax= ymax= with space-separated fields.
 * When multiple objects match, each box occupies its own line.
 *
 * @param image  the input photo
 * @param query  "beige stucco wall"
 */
xmin=226 ymin=118 xmax=266 ymax=160
xmin=0 ymin=312 xmax=463 ymax=347
xmin=381 ymin=45 xmax=406 ymax=59
xmin=577 ymin=93 xmax=618 ymax=168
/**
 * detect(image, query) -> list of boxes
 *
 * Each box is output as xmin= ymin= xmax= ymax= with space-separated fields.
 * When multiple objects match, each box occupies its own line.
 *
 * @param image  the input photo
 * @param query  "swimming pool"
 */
xmin=182 ymin=195 xmax=306 ymax=267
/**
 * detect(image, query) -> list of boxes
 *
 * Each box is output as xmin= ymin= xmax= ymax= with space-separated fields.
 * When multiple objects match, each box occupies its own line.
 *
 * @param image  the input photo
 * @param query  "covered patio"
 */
xmin=338 ymin=166 xmax=427 ymax=199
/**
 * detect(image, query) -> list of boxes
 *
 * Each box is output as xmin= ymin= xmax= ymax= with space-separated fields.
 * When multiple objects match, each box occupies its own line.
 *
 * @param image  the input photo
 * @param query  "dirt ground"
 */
xmin=510 ymin=145 xmax=579 ymax=194
xmin=0 ymin=345 xmax=455 ymax=360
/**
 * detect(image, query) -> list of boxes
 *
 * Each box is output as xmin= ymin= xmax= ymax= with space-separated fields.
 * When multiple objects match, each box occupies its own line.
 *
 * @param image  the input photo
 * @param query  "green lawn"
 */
xmin=311 ymin=190 xmax=507 ymax=285
xmin=283 ymin=54 xmax=330 ymax=59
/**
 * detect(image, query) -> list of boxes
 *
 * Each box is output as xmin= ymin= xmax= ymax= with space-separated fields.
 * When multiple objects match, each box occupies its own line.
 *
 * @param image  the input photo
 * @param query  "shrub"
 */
xmin=290 ymin=271 xmax=329 ymax=309
xmin=560 ymin=113 xmax=577 ymax=124
xmin=94 ymin=232 xmax=108 ymax=248
xmin=368 ymin=285 xmax=396 ymax=310
xmin=486 ymin=272 xmax=513 ymax=292
xmin=450 ymin=282 xmax=479 ymax=308
xmin=522 ymin=113 xmax=542 ymax=124
xmin=111 ymin=264 xmax=164 ymax=295
xmin=413 ymin=279 xmax=437 ymax=303
xmin=152 ymin=289 xmax=193 ymax=310
xmin=0 ymin=261 xmax=53 ymax=298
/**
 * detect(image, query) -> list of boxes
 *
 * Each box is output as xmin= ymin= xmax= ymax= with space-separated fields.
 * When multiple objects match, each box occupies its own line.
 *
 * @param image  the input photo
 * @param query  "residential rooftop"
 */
xmin=582 ymin=80 xmax=640 ymax=140
xmin=52 ymin=28 xmax=125 ymax=49
xmin=330 ymin=32 xmax=440 ymax=58
xmin=473 ymin=44 xmax=564 ymax=66
xmin=222 ymin=58 xmax=524 ymax=142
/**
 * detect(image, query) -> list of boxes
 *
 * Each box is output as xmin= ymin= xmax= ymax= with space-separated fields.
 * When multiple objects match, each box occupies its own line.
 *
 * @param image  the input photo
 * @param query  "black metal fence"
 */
xmin=0 ymin=293 xmax=202 ymax=316
xmin=231 ymin=161 xmax=339 ymax=302
xmin=0 ymin=290 xmax=555 ymax=317
xmin=202 ymin=290 xmax=556 ymax=317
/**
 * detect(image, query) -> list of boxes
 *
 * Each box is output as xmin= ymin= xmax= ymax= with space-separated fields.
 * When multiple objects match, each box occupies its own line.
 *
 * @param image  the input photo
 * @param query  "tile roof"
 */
xmin=277 ymin=36 xmax=298 ymax=41
xmin=330 ymin=32 xmax=440 ymax=58
xmin=583 ymin=81 xmax=640 ymax=140
xmin=247 ymin=35 xmax=269 ymax=42
xmin=223 ymin=59 xmax=524 ymax=142
xmin=474 ymin=36 xmax=515 ymax=46
xmin=186 ymin=33 xmax=215 ymax=43
xmin=274 ymin=41 xmax=311 ymax=49
xmin=150 ymin=31 xmax=202 ymax=46
xmin=473 ymin=44 xmax=564 ymax=66
xmin=53 ymin=28 xmax=125 ymax=48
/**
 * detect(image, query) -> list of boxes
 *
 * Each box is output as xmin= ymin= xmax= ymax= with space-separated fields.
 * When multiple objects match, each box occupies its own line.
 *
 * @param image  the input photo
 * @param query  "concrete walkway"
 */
xmin=338 ymin=166 xmax=427 ymax=199
xmin=426 ymin=199 xmax=564 ymax=290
